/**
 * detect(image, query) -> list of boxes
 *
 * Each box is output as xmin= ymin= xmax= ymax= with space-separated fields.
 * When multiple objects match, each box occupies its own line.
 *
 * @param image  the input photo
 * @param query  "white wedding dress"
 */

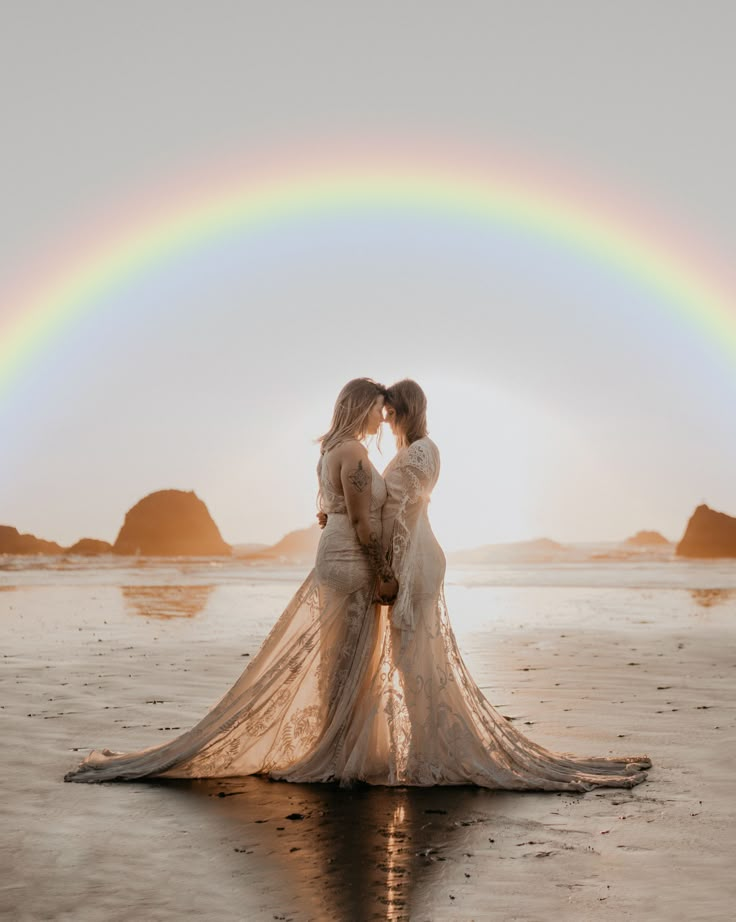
xmin=65 ymin=441 xmax=651 ymax=790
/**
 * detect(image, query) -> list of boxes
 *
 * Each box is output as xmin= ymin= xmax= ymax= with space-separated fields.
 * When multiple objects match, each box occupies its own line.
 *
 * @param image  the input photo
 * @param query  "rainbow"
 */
xmin=2 ymin=149 xmax=735 ymax=396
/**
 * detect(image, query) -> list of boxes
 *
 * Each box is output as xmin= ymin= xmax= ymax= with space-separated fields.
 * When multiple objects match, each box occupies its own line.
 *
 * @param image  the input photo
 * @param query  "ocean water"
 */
xmin=1 ymin=553 xmax=735 ymax=638
xmin=3 ymin=552 xmax=735 ymax=589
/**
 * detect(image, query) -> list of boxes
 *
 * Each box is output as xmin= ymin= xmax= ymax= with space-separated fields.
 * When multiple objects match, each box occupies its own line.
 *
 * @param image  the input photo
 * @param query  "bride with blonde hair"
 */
xmin=65 ymin=377 xmax=395 ymax=782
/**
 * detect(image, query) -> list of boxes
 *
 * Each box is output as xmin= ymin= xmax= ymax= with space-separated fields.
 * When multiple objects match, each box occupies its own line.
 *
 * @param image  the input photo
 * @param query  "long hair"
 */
xmin=385 ymin=379 xmax=428 ymax=449
xmin=318 ymin=378 xmax=386 ymax=455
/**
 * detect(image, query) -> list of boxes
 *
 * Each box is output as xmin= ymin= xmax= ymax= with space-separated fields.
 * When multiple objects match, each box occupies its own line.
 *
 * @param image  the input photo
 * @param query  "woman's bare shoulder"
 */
xmin=329 ymin=439 xmax=368 ymax=464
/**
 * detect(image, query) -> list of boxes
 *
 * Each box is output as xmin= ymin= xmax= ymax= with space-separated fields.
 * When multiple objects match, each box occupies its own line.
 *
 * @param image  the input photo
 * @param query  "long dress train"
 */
xmin=348 ymin=437 xmax=651 ymax=791
xmin=64 ymin=454 xmax=390 ymax=782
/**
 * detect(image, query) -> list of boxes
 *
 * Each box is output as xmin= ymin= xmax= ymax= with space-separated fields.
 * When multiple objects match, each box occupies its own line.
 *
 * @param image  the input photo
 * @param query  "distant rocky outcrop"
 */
xmin=624 ymin=530 xmax=671 ymax=547
xmin=113 ymin=490 xmax=231 ymax=556
xmin=0 ymin=525 xmax=64 ymax=555
xmin=447 ymin=537 xmax=567 ymax=565
xmin=676 ymin=504 xmax=736 ymax=558
xmin=66 ymin=538 xmax=114 ymax=555
xmin=239 ymin=524 xmax=321 ymax=564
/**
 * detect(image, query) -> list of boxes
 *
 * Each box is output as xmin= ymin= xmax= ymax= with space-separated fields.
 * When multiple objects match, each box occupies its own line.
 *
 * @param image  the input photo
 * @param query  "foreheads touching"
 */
xmin=319 ymin=377 xmax=429 ymax=453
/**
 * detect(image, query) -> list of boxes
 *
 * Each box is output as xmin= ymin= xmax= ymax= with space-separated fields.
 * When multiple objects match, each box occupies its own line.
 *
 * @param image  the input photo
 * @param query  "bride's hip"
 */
xmin=315 ymin=519 xmax=383 ymax=594
xmin=319 ymin=513 xmax=382 ymax=544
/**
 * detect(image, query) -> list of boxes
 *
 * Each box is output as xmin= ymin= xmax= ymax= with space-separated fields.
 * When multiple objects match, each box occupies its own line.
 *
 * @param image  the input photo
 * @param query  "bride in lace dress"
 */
xmin=65 ymin=378 xmax=397 ymax=783
xmin=361 ymin=379 xmax=651 ymax=790
xmin=65 ymin=377 xmax=651 ymax=791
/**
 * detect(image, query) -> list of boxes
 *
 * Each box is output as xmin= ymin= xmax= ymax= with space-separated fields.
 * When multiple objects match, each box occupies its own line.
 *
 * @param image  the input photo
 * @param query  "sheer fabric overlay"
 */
xmin=65 ymin=440 xmax=651 ymax=791
xmin=65 ymin=454 xmax=389 ymax=783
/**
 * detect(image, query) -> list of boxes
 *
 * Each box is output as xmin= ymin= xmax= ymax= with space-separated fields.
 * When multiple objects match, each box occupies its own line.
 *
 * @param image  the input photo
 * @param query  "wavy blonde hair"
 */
xmin=318 ymin=378 xmax=386 ymax=455
xmin=385 ymin=379 xmax=428 ymax=449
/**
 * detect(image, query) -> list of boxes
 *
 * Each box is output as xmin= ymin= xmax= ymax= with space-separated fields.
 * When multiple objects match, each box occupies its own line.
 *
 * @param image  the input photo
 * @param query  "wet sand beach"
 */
xmin=1 ymin=562 xmax=734 ymax=920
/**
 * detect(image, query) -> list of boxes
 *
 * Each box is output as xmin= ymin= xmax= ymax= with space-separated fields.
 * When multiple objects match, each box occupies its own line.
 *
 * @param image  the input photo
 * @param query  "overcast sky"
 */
xmin=1 ymin=1 xmax=735 ymax=550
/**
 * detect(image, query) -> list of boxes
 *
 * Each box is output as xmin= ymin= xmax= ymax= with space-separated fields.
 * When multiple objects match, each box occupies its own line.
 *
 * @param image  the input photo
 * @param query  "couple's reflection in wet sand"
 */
xmin=154 ymin=776 xmax=506 ymax=921
xmin=689 ymin=588 xmax=736 ymax=609
xmin=116 ymin=584 xmax=500 ymax=916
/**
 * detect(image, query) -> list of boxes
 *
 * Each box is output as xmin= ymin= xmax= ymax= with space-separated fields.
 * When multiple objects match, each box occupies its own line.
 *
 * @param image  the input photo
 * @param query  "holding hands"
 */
xmin=375 ymin=575 xmax=399 ymax=606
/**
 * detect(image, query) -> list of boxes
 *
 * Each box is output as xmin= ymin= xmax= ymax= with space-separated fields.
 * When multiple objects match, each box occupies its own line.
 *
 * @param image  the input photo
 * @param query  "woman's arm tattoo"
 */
xmin=360 ymin=532 xmax=395 ymax=581
xmin=348 ymin=460 xmax=370 ymax=492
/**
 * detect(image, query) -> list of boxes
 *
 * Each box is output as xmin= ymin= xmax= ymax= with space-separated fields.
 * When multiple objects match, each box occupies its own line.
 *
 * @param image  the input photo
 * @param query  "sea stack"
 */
xmin=676 ymin=504 xmax=736 ymax=558
xmin=237 ymin=524 xmax=321 ymax=564
xmin=66 ymin=538 xmax=114 ymax=555
xmin=0 ymin=525 xmax=63 ymax=555
xmin=624 ymin=531 xmax=671 ymax=547
xmin=113 ymin=490 xmax=231 ymax=556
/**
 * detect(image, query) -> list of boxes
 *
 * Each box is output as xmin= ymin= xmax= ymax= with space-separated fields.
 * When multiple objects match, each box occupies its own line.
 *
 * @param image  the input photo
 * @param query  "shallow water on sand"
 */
xmin=2 ymin=559 xmax=735 ymax=920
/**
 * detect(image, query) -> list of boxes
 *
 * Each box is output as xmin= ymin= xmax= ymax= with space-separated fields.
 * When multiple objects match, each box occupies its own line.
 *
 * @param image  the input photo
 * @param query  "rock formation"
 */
xmin=239 ymin=524 xmax=321 ymax=564
xmin=66 ymin=538 xmax=114 ymax=555
xmin=624 ymin=530 xmax=671 ymax=547
xmin=113 ymin=490 xmax=231 ymax=556
xmin=676 ymin=504 xmax=736 ymax=558
xmin=447 ymin=537 xmax=567 ymax=565
xmin=0 ymin=525 xmax=63 ymax=555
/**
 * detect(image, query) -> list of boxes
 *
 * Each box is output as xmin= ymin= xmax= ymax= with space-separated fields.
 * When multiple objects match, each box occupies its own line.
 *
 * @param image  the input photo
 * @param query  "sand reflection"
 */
xmin=689 ymin=588 xmax=736 ymax=609
xmin=153 ymin=776 xmax=502 ymax=921
xmin=121 ymin=584 xmax=215 ymax=619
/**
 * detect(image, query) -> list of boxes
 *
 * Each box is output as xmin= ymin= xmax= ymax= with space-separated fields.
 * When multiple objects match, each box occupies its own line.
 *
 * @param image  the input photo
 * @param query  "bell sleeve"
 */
xmin=388 ymin=440 xmax=438 ymax=631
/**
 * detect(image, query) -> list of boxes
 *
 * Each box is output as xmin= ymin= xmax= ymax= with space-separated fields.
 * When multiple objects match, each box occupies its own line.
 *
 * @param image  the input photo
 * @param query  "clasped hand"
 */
xmin=375 ymin=576 xmax=398 ymax=606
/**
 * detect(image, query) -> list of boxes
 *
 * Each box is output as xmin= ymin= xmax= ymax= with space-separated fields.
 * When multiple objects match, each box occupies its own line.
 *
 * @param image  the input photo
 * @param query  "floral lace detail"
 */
xmin=268 ymin=704 xmax=323 ymax=767
xmin=385 ymin=439 xmax=440 ymax=632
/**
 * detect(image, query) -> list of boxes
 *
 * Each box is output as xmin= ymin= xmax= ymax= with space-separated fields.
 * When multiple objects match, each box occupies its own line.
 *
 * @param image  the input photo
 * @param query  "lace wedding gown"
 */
xmin=65 ymin=454 xmax=389 ymax=783
xmin=65 ymin=441 xmax=651 ymax=790
xmin=354 ymin=438 xmax=651 ymax=790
